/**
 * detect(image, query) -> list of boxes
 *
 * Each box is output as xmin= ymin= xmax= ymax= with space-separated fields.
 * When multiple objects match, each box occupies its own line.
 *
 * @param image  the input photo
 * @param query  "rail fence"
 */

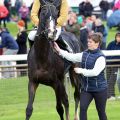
xmin=0 ymin=50 xmax=120 ymax=100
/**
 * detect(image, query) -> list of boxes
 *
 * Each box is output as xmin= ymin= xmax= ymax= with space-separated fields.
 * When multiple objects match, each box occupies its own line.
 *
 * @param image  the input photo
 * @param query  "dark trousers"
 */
xmin=80 ymin=89 xmax=107 ymax=120
xmin=106 ymin=67 xmax=118 ymax=98
xmin=0 ymin=18 xmax=7 ymax=27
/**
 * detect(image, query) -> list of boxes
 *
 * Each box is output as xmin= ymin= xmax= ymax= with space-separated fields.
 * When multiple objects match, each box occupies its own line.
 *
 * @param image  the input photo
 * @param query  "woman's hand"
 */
xmin=74 ymin=67 xmax=83 ymax=74
xmin=53 ymin=42 xmax=61 ymax=53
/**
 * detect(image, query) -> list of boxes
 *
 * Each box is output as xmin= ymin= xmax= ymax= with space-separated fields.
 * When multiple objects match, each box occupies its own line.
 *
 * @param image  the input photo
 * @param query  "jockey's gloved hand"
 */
xmin=54 ymin=26 xmax=61 ymax=41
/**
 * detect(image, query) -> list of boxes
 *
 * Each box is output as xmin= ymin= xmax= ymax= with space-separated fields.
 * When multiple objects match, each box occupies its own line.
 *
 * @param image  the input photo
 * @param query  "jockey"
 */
xmin=28 ymin=0 xmax=68 ymax=44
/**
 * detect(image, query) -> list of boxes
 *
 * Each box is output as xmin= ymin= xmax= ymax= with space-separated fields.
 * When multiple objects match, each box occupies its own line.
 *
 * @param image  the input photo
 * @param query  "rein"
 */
xmin=35 ymin=29 xmax=49 ymax=37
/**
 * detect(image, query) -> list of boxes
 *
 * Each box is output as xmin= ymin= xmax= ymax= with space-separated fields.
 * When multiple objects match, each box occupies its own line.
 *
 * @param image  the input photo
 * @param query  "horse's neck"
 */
xmin=34 ymin=34 xmax=51 ymax=64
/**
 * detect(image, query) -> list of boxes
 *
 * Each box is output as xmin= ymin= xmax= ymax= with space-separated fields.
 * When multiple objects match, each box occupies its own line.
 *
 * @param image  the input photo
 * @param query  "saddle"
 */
xmin=56 ymin=36 xmax=73 ymax=53
xmin=56 ymin=31 xmax=81 ymax=74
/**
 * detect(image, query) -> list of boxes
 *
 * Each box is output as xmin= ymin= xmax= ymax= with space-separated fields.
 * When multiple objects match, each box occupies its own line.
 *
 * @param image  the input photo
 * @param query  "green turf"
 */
xmin=0 ymin=77 xmax=120 ymax=120
xmin=6 ymin=22 xmax=33 ymax=37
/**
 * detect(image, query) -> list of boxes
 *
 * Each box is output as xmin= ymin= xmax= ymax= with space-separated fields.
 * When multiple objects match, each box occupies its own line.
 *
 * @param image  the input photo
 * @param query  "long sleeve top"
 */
xmin=0 ymin=5 xmax=9 ymax=19
xmin=31 ymin=0 xmax=68 ymax=26
xmin=59 ymin=49 xmax=106 ymax=77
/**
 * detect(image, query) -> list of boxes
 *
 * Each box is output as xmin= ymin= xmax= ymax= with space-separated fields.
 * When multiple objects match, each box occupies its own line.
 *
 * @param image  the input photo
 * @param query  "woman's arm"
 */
xmin=54 ymin=42 xmax=83 ymax=62
xmin=74 ymin=56 xmax=106 ymax=77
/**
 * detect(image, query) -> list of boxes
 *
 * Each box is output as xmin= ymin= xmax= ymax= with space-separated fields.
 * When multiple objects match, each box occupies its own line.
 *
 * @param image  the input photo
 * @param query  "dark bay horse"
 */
xmin=26 ymin=1 xmax=81 ymax=120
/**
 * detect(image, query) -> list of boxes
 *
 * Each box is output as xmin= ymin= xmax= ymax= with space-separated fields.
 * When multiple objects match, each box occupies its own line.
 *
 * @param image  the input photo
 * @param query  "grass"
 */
xmin=6 ymin=21 xmax=33 ymax=37
xmin=0 ymin=77 xmax=120 ymax=120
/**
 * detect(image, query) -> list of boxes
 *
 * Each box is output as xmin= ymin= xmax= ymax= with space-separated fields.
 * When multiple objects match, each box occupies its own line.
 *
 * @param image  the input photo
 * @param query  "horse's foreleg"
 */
xmin=25 ymin=81 xmax=38 ymax=120
xmin=61 ymin=85 xmax=70 ymax=120
xmin=54 ymin=82 xmax=64 ymax=120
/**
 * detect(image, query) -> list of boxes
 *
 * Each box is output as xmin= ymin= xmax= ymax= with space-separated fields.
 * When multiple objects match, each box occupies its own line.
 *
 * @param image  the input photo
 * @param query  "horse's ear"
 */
xmin=39 ymin=0 xmax=46 ymax=5
xmin=53 ymin=0 xmax=61 ymax=7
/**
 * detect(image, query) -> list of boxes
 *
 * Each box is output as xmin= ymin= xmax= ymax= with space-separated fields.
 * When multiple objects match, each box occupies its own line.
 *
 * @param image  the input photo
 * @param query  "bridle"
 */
xmin=36 ymin=1 xmax=57 ymax=39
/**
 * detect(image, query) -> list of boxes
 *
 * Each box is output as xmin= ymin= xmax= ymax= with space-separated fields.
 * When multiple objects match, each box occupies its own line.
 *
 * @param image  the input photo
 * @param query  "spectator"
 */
xmin=0 ymin=36 xmax=2 ymax=55
xmin=85 ymin=17 xmax=93 ymax=32
xmin=113 ymin=0 xmax=120 ymax=11
xmin=106 ymin=32 xmax=120 ymax=100
xmin=79 ymin=1 xmax=85 ymax=16
xmin=79 ymin=21 xmax=88 ymax=51
xmin=79 ymin=0 xmax=93 ymax=17
xmin=64 ymin=12 xmax=80 ymax=40
xmin=93 ymin=18 xmax=108 ymax=50
xmin=15 ymin=0 xmax=22 ymax=16
xmin=0 ymin=27 xmax=19 ymax=78
xmin=4 ymin=0 xmax=11 ymax=22
xmin=16 ymin=20 xmax=28 ymax=76
xmin=0 ymin=1 xmax=9 ymax=27
xmin=107 ymin=0 xmax=115 ymax=9
xmin=19 ymin=2 xmax=29 ymax=29
xmin=99 ymin=0 xmax=109 ymax=20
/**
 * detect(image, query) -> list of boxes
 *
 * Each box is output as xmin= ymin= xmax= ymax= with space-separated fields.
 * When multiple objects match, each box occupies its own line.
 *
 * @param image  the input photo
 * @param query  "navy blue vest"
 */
xmin=81 ymin=49 xmax=107 ymax=92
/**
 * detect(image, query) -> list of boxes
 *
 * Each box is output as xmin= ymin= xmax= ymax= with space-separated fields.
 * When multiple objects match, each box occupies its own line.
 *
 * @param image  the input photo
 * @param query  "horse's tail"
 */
xmin=68 ymin=64 xmax=82 ymax=89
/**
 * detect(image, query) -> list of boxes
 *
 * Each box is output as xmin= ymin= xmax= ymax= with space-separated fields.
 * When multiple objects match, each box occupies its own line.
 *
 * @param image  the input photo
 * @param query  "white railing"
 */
xmin=0 ymin=50 xmax=120 ymax=61
xmin=0 ymin=54 xmax=27 ymax=61
xmin=0 ymin=50 xmax=120 ymax=79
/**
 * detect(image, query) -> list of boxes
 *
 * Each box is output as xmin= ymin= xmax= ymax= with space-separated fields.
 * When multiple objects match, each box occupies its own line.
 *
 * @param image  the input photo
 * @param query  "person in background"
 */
xmin=106 ymin=32 xmax=120 ymax=100
xmin=0 ymin=1 xmax=9 ymax=27
xmin=4 ymin=0 xmax=11 ymax=22
xmin=79 ymin=1 xmax=85 ymax=16
xmin=79 ymin=0 xmax=93 ymax=17
xmin=0 ymin=27 xmax=18 ymax=55
xmin=64 ymin=11 xmax=80 ymax=40
xmin=54 ymin=33 xmax=108 ymax=120
xmin=0 ymin=36 xmax=2 ymax=55
xmin=108 ymin=0 xmax=115 ymax=9
xmin=79 ymin=20 xmax=88 ymax=51
xmin=0 ymin=27 xmax=19 ymax=78
xmin=15 ymin=0 xmax=22 ymax=17
xmin=93 ymin=18 xmax=108 ymax=50
xmin=99 ymin=0 xmax=109 ymax=20
xmin=112 ymin=0 xmax=120 ymax=11
xmin=19 ymin=2 xmax=29 ymax=29
xmin=16 ymin=20 xmax=28 ymax=76
xmin=91 ymin=15 xmax=97 ymax=32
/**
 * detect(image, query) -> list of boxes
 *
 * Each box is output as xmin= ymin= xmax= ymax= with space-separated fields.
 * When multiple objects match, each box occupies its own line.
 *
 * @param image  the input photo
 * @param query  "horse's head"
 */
xmin=38 ymin=0 xmax=60 ymax=39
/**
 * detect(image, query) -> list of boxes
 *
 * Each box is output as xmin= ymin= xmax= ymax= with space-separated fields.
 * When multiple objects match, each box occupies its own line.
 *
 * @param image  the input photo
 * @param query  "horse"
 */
xmin=25 ymin=1 xmax=81 ymax=120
